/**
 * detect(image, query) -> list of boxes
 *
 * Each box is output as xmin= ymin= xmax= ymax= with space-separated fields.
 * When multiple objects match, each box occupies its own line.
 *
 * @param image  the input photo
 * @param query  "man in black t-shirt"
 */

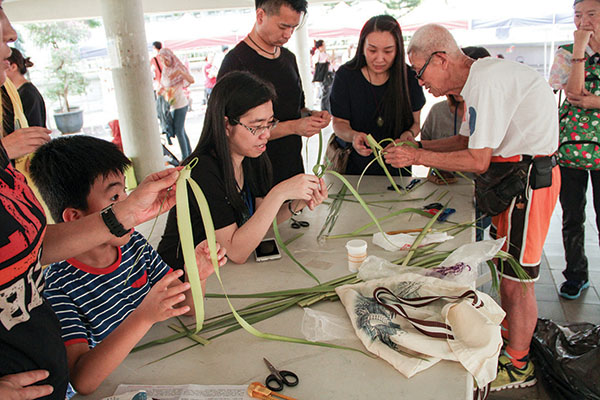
xmin=217 ymin=0 xmax=331 ymax=185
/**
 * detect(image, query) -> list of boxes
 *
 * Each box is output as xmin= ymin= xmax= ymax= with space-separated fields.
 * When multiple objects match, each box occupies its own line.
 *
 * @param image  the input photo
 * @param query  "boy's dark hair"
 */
xmin=256 ymin=0 xmax=307 ymax=14
xmin=30 ymin=135 xmax=131 ymax=222
xmin=152 ymin=41 xmax=162 ymax=50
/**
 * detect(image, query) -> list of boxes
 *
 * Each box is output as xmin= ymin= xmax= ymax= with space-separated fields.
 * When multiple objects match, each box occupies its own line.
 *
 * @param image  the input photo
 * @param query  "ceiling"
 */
xmin=4 ymin=0 xmax=328 ymax=23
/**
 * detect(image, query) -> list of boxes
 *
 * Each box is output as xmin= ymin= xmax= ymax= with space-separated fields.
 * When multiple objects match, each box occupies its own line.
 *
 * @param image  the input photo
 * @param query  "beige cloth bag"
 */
xmin=335 ymin=272 xmax=505 ymax=388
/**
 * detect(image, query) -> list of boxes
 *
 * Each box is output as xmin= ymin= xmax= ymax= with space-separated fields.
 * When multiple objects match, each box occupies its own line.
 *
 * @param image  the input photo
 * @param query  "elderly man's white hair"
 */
xmin=407 ymin=23 xmax=462 ymax=58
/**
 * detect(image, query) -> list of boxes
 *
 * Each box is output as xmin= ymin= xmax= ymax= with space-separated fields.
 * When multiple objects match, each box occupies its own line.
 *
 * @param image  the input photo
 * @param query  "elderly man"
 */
xmin=217 ymin=0 xmax=331 ymax=185
xmin=385 ymin=24 xmax=560 ymax=392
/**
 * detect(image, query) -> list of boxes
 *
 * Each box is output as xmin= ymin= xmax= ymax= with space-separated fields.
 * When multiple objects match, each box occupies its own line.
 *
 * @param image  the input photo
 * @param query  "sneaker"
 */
xmin=559 ymin=280 xmax=590 ymax=300
xmin=490 ymin=354 xmax=537 ymax=391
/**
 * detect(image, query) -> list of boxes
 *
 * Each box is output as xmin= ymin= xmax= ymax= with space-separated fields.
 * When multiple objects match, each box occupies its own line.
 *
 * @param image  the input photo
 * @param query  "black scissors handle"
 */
xmin=290 ymin=217 xmax=309 ymax=229
xmin=265 ymin=370 xmax=299 ymax=392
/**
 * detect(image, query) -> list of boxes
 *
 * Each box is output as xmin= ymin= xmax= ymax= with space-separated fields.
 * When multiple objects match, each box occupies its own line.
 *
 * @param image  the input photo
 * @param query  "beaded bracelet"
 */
xmin=572 ymin=57 xmax=587 ymax=63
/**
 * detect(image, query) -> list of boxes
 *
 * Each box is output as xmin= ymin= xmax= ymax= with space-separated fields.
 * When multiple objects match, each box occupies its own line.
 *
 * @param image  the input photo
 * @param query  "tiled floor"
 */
xmin=488 ymin=187 xmax=600 ymax=400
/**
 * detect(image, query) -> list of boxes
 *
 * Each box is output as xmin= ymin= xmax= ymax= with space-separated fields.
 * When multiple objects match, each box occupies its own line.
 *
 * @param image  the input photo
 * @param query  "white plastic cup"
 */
xmin=346 ymin=239 xmax=367 ymax=273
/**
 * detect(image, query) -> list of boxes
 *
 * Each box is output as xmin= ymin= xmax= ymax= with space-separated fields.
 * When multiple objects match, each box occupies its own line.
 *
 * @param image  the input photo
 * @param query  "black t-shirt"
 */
xmin=330 ymin=66 xmax=425 ymax=175
xmin=19 ymin=82 xmax=47 ymax=128
xmin=217 ymin=41 xmax=305 ymax=185
xmin=0 ymin=142 xmax=68 ymax=399
xmin=1 ymin=82 xmax=47 ymax=135
xmin=158 ymin=154 xmax=256 ymax=270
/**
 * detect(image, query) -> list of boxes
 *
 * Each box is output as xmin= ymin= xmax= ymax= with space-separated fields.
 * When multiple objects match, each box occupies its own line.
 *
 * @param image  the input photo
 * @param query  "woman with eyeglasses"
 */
xmin=158 ymin=71 xmax=327 ymax=267
xmin=329 ymin=15 xmax=425 ymax=176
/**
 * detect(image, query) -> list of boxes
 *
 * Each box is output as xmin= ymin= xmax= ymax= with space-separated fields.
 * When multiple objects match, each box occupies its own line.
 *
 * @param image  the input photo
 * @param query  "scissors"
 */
xmin=290 ymin=217 xmax=309 ymax=229
xmin=263 ymin=358 xmax=299 ymax=392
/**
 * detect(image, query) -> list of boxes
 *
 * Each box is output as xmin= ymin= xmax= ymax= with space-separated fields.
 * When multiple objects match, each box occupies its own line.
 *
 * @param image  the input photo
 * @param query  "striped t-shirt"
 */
xmin=43 ymin=231 xmax=171 ymax=347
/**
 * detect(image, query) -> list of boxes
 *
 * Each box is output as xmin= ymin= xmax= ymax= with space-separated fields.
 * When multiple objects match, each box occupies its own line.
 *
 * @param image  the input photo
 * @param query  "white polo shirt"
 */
xmin=459 ymin=58 xmax=558 ymax=157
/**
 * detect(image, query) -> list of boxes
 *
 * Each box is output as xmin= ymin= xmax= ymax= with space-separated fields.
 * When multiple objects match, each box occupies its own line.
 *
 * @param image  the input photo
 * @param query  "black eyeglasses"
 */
xmin=414 ymin=51 xmax=446 ymax=80
xmin=233 ymin=118 xmax=279 ymax=136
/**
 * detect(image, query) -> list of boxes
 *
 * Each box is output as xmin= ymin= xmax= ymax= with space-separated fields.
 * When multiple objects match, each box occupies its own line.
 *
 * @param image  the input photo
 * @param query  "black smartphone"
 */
xmin=254 ymin=238 xmax=282 ymax=262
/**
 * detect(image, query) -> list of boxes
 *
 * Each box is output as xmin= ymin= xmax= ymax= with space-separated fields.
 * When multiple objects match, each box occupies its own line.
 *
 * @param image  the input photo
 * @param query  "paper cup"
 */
xmin=346 ymin=239 xmax=367 ymax=272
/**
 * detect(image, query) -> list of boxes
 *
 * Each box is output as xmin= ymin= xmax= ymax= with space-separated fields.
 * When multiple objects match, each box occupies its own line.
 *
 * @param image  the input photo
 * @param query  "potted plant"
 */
xmin=26 ymin=21 xmax=91 ymax=134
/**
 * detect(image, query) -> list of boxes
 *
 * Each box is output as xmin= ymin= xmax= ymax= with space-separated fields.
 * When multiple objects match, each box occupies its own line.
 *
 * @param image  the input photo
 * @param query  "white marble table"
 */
xmin=75 ymin=175 xmax=477 ymax=400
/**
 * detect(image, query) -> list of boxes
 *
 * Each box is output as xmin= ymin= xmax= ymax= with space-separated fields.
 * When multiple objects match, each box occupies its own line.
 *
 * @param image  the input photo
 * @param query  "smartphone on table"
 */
xmin=254 ymin=238 xmax=282 ymax=262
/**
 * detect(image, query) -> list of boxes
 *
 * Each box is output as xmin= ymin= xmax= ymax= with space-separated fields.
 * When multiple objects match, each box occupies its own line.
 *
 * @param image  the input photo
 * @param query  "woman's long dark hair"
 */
xmin=346 ymin=15 xmax=413 ymax=139
xmin=186 ymin=71 xmax=275 ymax=218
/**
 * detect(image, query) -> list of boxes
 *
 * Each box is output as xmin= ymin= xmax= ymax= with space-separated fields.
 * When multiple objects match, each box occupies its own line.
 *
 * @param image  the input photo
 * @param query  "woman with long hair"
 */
xmin=330 ymin=15 xmax=425 ymax=175
xmin=158 ymin=71 xmax=327 ymax=267
xmin=6 ymin=47 xmax=46 ymax=128
xmin=158 ymin=47 xmax=194 ymax=159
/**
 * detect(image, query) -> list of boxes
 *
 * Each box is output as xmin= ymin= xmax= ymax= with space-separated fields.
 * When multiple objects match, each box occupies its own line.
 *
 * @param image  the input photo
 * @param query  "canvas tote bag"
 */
xmin=336 ymin=272 xmax=505 ymax=389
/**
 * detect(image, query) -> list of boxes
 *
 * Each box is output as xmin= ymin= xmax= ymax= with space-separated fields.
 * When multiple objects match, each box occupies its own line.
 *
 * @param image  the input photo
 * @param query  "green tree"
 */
xmin=25 ymin=21 xmax=92 ymax=112
xmin=378 ymin=0 xmax=422 ymax=17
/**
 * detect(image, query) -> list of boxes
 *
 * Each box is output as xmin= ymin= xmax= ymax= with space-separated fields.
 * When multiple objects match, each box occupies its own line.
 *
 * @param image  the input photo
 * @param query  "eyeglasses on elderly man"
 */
xmin=412 ymin=50 xmax=446 ymax=80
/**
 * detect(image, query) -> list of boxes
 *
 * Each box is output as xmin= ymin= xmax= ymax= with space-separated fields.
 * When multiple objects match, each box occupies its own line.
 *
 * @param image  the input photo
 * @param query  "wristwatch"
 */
xmin=100 ymin=204 xmax=130 ymax=237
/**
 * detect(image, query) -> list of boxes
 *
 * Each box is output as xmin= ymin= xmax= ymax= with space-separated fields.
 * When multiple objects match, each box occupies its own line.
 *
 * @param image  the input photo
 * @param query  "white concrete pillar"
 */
xmin=289 ymin=19 xmax=314 ymax=109
xmin=100 ymin=0 xmax=164 ymax=182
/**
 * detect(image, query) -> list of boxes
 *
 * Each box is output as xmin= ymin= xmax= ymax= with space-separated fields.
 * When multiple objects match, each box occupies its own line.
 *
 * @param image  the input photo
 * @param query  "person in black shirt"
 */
xmin=330 ymin=15 xmax=425 ymax=176
xmin=1 ymin=47 xmax=51 ymax=161
xmin=6 ymin=48 xmax=46 ymax=128
xmin=158 ymin=71 xmax=327 ymax=267
xmin=217 ymin=0 xmax=331 ymax=185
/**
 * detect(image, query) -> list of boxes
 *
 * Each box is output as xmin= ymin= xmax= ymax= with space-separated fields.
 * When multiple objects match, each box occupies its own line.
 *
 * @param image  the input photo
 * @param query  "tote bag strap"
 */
xmin=373 ymin=286 xmax=484 ymax=340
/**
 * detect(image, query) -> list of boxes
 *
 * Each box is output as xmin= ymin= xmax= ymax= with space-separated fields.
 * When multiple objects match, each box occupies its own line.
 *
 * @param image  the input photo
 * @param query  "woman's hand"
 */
xmin=573 ymin=29 xmax=593 ymax=54
xmin=194 ymin=240 xmax=227 ymax=281
xmin=274 ymin=173 xmax=321 ymax=202
xmin=567 ymin=88 xmax=600 ymax=109
xmin=304 ymin=177 xmax=328 ymax=210
xmin=1 ymin=127 xmax=51 ymax=160
xmin=352 ymin=132 xmax=372 ymax=156
xmin=399 ymin=129 xmax=418 ymax=144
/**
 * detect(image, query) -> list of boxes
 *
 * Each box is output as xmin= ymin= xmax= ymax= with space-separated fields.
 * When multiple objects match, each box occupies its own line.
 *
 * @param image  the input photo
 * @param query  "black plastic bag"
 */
xmin=530 ymin=318 xmax=600 ymax=400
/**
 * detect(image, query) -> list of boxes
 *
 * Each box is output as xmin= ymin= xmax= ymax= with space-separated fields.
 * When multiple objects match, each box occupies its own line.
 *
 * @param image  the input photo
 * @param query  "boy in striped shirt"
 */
xmin=29 ymin=135 xmax=227 ymax=396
